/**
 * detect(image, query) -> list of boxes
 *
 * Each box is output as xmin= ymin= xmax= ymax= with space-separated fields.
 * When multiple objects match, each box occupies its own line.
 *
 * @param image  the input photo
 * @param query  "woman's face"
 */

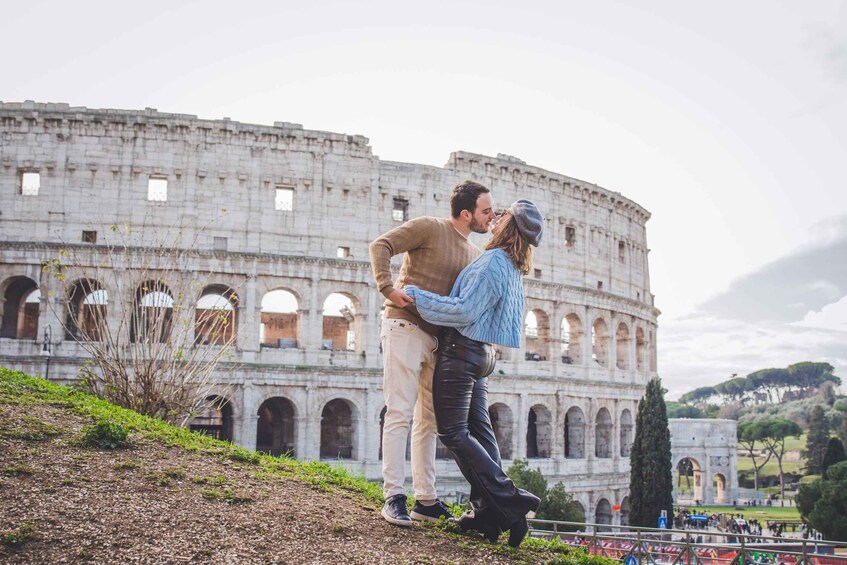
xmin=492 ymin=209 xmax=511 ymax=236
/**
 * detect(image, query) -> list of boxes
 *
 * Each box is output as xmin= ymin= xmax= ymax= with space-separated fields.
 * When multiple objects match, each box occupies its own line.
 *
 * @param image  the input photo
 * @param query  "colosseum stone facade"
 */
xmin=0 ymin=101 xmax=660 ymax=525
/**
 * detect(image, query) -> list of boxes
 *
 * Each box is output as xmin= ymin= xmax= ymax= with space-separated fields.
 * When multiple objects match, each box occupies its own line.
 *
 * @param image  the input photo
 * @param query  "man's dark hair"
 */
xmin=450 ymin=180 xmax=490 ymax=218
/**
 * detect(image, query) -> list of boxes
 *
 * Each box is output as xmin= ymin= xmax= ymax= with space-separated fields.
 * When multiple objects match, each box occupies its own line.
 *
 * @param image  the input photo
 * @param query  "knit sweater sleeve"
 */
xmin=404 ymin=254 xmax=503 ymax=327
xmin=369 ymin=217 xmax=437 ymax=297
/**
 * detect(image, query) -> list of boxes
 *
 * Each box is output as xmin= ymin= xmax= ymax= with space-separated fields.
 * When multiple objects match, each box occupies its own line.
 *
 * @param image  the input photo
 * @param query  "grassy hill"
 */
xmin=0 ymin=368 xmax=612 ymax=564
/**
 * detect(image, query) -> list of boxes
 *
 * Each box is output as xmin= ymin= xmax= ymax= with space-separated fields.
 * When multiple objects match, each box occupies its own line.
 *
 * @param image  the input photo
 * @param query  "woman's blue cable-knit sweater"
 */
xmin=404 ymin=248 xmax=525 ymax=348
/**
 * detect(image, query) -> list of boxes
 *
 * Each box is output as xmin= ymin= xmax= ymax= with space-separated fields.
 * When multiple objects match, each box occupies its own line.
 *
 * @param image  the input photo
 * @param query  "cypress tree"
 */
xmin=628 ymin=377 xmax=674 ymax=527
xmin=822 ymin=437 xmax=846 ymax=479
xmin=806 ymin=405 xmax=830 ymax=475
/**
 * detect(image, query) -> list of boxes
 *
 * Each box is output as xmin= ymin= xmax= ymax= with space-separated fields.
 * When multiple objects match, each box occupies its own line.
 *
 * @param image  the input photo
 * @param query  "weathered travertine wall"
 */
xmin=0 ymin=101 xmax=662 ymax=524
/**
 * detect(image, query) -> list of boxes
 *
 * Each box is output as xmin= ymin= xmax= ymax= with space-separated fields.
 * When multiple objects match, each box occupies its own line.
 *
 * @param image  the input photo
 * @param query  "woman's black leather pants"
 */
xmin=433 ymin=328 xmax=540 ymax=529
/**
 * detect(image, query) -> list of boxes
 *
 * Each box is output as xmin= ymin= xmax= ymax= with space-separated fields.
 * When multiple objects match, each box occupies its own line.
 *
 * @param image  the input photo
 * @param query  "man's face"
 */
xmin=468 ymin=193 xmax=497 ymax=234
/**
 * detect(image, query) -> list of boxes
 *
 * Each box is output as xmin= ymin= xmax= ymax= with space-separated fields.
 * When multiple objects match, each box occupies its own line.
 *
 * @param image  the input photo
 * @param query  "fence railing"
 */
xmin=527 ymin=520 xmax=846 ymax=565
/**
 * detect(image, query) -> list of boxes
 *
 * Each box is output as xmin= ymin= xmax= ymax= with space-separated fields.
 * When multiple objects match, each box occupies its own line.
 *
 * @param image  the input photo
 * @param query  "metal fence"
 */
xmin=527 ymin=520 xmax=847 ymax=565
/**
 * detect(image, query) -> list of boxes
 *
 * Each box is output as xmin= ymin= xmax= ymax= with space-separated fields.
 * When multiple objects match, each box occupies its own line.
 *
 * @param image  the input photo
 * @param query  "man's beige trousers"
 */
xmin=380 ymin=317 xmax=439 ymax=500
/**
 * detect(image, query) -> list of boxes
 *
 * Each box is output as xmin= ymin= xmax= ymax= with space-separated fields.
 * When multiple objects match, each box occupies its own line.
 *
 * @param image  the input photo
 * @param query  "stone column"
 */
xmin=552 ymin=390 xmax=565 ymax=460
xmin=240 ymin=275 xmax=259 ymax=353
xmin=238 ymin=382 xmax=259 ymax=450
xmin=516 ymin=392 xmax=528 ymax=460
xmin=583 ymin=306 xmax=593 ymax=369
xmin=300 ymin=276 xmax=323 ymax=351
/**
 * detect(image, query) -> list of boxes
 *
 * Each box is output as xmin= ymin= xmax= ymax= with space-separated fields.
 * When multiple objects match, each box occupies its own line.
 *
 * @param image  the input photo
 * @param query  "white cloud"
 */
xmin=659 ymin=313 xmax=847 ymax=400
xmin=794 ymin=295 xmax=847 ymax=331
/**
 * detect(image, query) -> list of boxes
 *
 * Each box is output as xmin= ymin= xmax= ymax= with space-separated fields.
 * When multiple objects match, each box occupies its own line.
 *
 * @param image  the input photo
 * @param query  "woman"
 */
xmin=404 ymin=199 xmax=543 ymax=547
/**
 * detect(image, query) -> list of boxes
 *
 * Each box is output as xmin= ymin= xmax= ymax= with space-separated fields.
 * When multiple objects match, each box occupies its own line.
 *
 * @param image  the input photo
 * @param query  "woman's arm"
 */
xmin=404 ymin=256 xmax=503 ymax=327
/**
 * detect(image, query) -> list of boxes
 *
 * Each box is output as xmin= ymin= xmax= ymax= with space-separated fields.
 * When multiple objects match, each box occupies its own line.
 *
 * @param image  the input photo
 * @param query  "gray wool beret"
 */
xmin=509 ymin=199 xmax=543 ymax=246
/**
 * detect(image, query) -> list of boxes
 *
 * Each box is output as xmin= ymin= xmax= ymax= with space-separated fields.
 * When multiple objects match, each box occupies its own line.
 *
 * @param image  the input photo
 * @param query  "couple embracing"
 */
xmin=369 ymin=180 xmax=543 ymax=547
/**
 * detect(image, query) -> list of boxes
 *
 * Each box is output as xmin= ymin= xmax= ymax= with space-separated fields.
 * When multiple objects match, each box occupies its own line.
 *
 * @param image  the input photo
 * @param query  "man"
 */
xmin=369 ymin=180 xmax=497 ymax=526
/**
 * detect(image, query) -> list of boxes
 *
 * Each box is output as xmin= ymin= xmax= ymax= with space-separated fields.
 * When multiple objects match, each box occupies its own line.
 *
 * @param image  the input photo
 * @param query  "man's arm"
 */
xmin=368 ymin=217 xmax=434 ymax=308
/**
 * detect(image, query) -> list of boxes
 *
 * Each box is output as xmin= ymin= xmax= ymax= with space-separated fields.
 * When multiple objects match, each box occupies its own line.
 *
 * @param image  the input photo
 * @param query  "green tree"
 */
xmin=508 ymin=458 xmax=548 ymax=501
xmin=667 ymin=402 xmax=704 ymax=419
xmin=822 ymin=437 xmax=846 ymax=479
xmin=628 ymin=377 xmax=674 ymax=527
xmin=678 ymin=386 xmax=717 ymax=406
xmin=796 ymin=461 xmax=847 ymax=541
xmin=759 ymin=418 xmax=803 ymax=497
xmin=806 ymin=405 xmax=830 ymax=475
xmin=745 ymin=368 xmax=790 ymax=403
xmin=737 ymin=420 xmax=773 ymax=490
xmin=840 ymin=416 xmax=847 ymax=449
xmin=787 ymin=362 xmax=840 ymax=398
xmin=507 ymin=459 xmax=585 ymax=528
xmin=539 ymin=482 xmax=585 ymax=528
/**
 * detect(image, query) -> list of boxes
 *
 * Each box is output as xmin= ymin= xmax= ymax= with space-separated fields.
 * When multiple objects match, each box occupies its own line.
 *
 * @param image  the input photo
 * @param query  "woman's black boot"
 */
xmin=507 ymin=516 xmax=529 ymax=547
xmin=454 ymin=512 xmax=501 ymax=543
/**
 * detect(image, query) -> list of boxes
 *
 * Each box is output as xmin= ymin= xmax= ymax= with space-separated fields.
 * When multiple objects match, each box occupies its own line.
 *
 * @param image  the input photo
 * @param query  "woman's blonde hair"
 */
xmin=484 ymin=214 xmax=533 ymax=275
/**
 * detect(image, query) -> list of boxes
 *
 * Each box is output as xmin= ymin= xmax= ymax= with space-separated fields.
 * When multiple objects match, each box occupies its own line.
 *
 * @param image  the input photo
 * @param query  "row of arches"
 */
xmin=524 ymin=309 xmax=657 ymax=372
xmin=194 ymin=395 xmax=635 ymax=463
xmin=0 ymin=276 xmax=360 ymax=351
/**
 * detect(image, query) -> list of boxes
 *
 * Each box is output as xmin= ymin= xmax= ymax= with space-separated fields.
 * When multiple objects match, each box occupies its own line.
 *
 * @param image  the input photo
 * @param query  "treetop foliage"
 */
xmin=679 ymin=362 xmax=839 ymax=406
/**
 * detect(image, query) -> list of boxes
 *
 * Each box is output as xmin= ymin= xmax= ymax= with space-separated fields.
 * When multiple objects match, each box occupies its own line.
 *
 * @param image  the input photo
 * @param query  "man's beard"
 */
xmin=469 ymin=217 xmax=489 ymax=234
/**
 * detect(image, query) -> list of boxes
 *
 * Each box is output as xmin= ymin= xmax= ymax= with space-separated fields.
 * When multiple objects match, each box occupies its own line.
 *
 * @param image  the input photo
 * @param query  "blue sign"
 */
xmin=625 ymin=556 xmax=638 ymax=565
xmin=658 ymin=516 xmax=668 ymax=529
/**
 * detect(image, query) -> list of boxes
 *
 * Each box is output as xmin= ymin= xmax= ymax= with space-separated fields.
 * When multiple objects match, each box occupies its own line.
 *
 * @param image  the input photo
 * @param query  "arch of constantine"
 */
xmin=670 ymin=419 xmax=738 ymax=505
xmin=0 ymin=101 xmax=662 ymax=524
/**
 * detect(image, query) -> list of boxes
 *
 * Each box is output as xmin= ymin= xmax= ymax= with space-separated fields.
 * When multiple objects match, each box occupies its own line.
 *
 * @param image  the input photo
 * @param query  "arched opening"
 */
xmin=592 ymin=318 xmax=609 ymax=367
xmin=195 ymin=285 xmax=237 ymax=345
xmin=561 ymin=313 xmax=583 ymax=364
xmin=676 ymin=457 xmax=704 ymax=503
xmin=321 ymin=399 xmax=355 ymax=459
xmin=256 ymin=397 xmax=296 ymax=457
xmin=595 ymin=498 xmax=613 ymax=529
xmin=635 ymin=327 xmax=646 ymax=372
xmin=322 ymin=293 xmax=358 ymax=351
xmin=564 ymin=406 xmax=585 ymax=459
xmin=130 ymin=281 xmax=173 ymax=343
xmin=66 ymin=280 xmax=108 ymax=342
xmin=1 ymin=277 xmax=40 ymax=339
xmin=188 ymin=395 xmax=233 ymax=442
xmin=524 ymin=309 xmax=550 ymax=361
xmin=260 ymin=289 xmax=299 ymax=349
xmin=713 ymin=473 xmax=727 ymax=504
xmin=620 ymin=409 xmax=633 ymax=457
xmin=526 ymin=404 xmax=552 ymax=458
xmin=620 ymin=496 xmax=630 ymax=526
xmin=595 ymin=408 xmax=613 ymax=458
xmin=615 ymin=322 xmax=630 ymax=370
xmin=489 ymin=403 xmax=514 ymax=459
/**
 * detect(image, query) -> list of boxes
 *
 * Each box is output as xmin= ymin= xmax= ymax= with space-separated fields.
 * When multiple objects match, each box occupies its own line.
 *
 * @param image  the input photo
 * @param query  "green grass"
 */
xmin=0 ymin=367 xmax=618 ymax=564
xmin=677 ymin=505 xmax=801 ymax=521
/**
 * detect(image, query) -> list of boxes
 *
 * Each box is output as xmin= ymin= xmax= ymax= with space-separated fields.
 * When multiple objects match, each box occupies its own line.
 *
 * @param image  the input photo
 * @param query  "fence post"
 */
xmin=637 ymin=529 xmax=642 ymax=565
xmin=739 ymin=532 xmax=745 ymax=565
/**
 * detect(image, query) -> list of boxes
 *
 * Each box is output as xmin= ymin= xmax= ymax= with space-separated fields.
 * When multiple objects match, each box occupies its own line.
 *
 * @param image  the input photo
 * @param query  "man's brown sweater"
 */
xmin=369 ymin=217 xmax=481 ymax=336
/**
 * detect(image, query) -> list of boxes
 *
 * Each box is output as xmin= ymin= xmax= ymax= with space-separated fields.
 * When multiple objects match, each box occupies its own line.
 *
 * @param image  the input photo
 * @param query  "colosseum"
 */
xmin=0 ymin=101 xmax=659 ymax=525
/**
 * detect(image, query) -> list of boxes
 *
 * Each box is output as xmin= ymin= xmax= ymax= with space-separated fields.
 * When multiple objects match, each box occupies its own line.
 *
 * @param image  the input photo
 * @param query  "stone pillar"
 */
xmin=612 ymin=398 xmax=620 ymax=471
xmin=553 ymin=390 xmax=565 ymax=460
xmin=301 ymin=276 xmax=323 ymax=351
xmin=238 ymin=383 xmax=259 ymax=450
xmin=586 ymin=398 xmax=595 ymax=474
xmin=516 ymin=393 xmax=528 ymax=460
xmin=302 ymin=385 xmax=320 ymax=460
xmin=240 ymin=275 xmax=259 ymax=353
xmin=363 ymin=386 xmax=380 ymax=462
xmin=583 ymin=306 xmax=593 ymax=368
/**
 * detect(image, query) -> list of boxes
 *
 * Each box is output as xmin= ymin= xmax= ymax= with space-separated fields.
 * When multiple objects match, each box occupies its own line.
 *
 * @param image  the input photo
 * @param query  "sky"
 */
xmin=2 ymin=0 xmax=845 ymax=398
